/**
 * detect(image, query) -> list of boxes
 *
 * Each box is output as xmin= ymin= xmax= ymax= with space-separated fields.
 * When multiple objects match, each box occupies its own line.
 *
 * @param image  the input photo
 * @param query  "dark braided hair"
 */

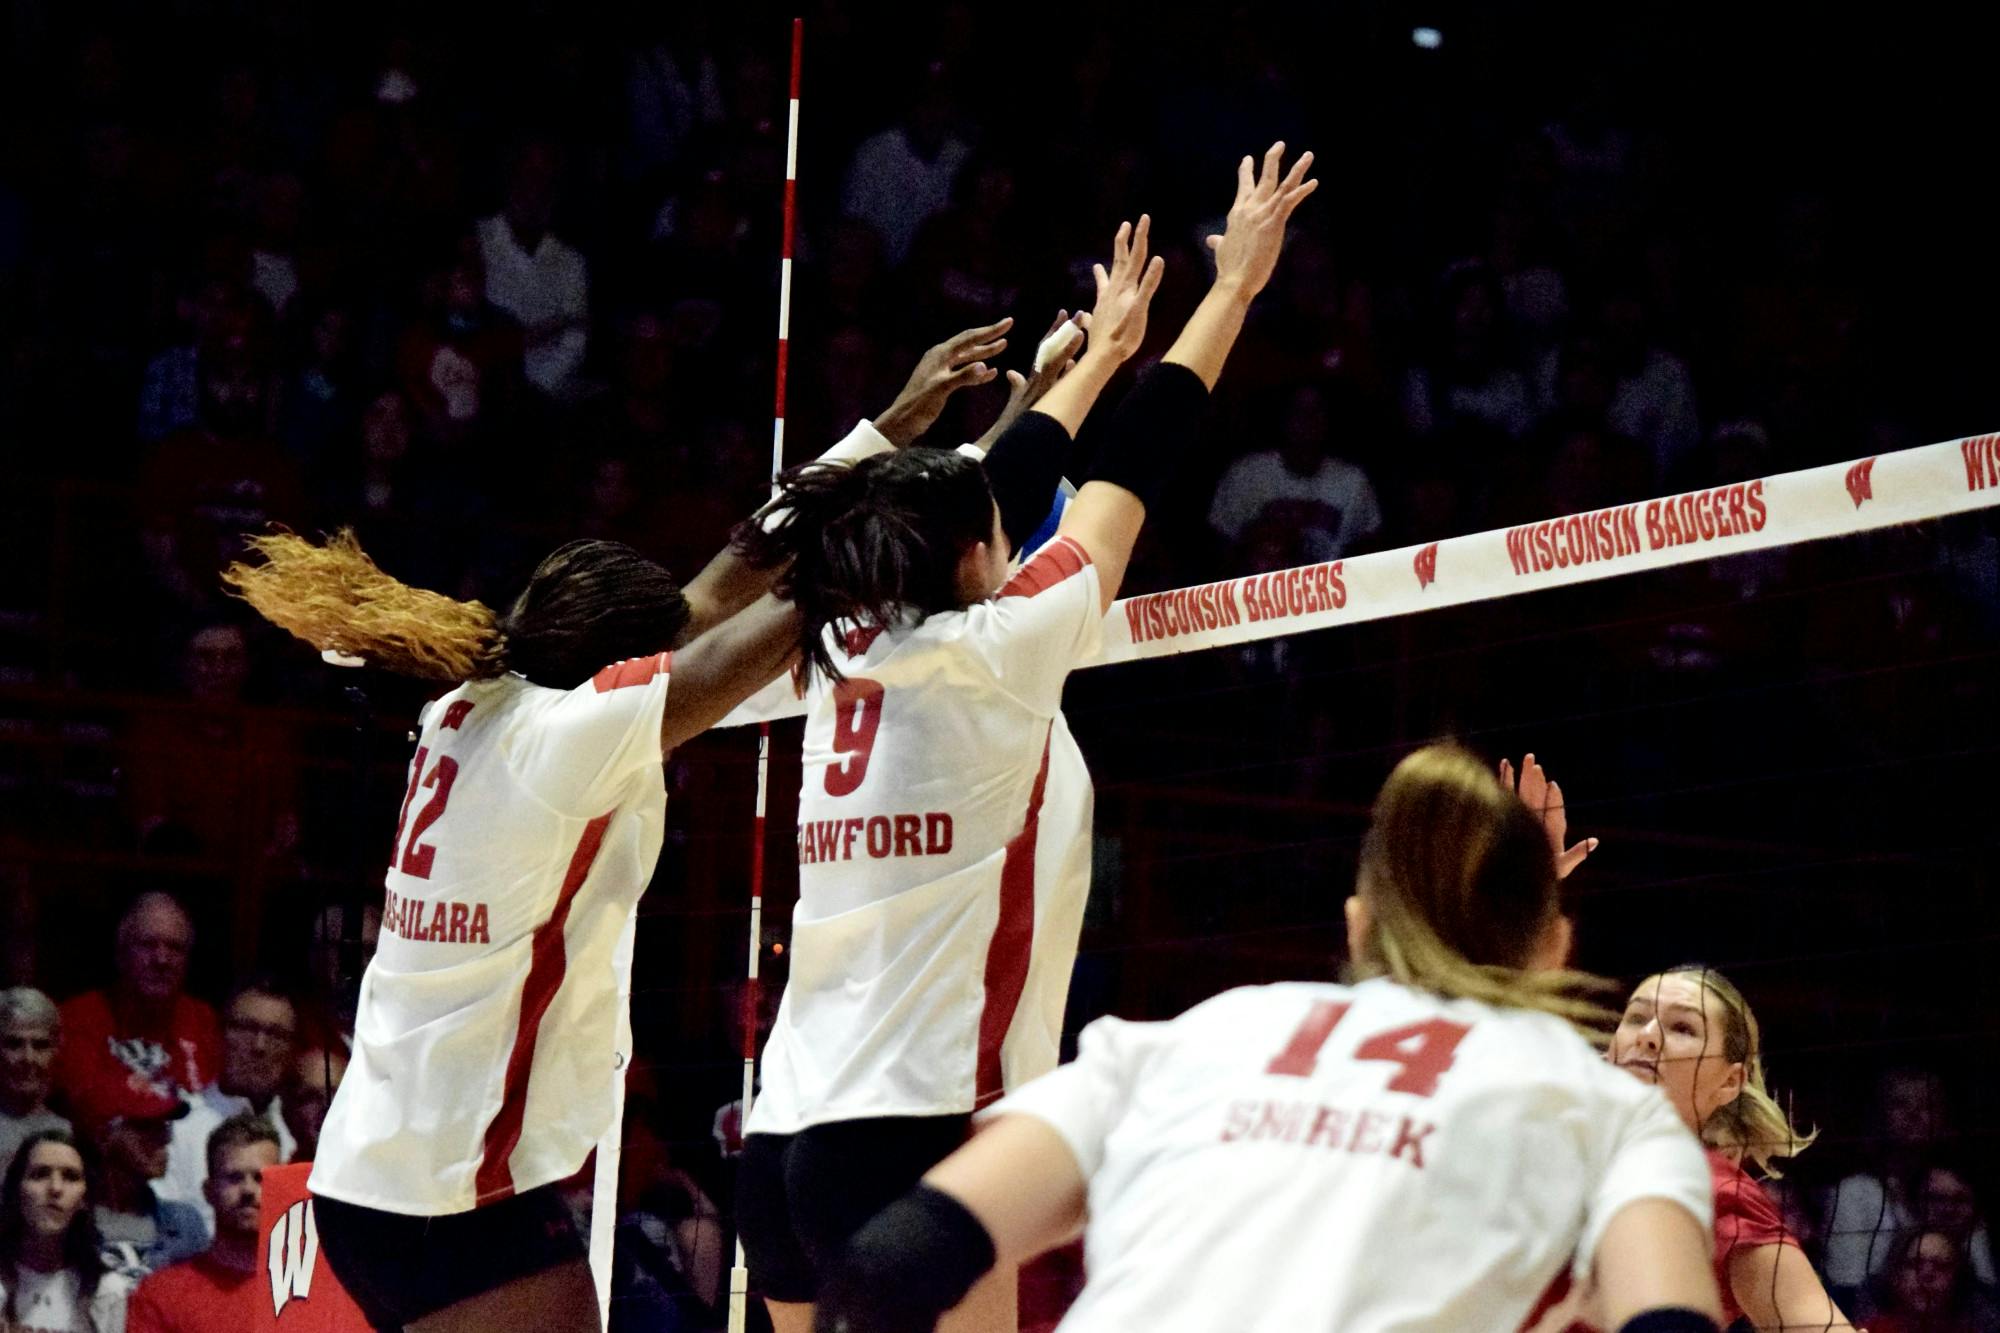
xmin=497 ymin=539 xmax=690 ymax=688
xmin=732 ymin=448 xmax=997 ymax=684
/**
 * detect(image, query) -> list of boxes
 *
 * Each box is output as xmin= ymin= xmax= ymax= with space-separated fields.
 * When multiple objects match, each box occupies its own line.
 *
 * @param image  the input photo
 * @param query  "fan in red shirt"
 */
xmin=127 ymin=1113 xmax=280 ymax=1333
xmin=55 ymin=894 xmax=221 ymax=1108
xmin=1609 ymin=965 xmax=1859 ymax=1331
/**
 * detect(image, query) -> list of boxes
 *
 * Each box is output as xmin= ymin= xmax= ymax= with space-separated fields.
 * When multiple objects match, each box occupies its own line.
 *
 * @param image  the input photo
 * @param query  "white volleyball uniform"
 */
xmin=749 ymin=537 xmax=1104 ymax=1134
xmin=992 ymin=977 xmax=1712 ymax=1333
xmin=310 ymin=654 xmax=672 ymax=1215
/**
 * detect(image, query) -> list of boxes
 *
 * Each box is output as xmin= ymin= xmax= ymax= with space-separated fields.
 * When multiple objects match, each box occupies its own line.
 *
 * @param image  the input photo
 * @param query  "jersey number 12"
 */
xmin=391 ymin=746 xmax=460 ymax=880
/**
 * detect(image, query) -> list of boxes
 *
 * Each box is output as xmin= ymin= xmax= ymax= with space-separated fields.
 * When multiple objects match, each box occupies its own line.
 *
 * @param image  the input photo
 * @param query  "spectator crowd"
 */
xmin=1 ymin=4 xmax=1996 ymax=1331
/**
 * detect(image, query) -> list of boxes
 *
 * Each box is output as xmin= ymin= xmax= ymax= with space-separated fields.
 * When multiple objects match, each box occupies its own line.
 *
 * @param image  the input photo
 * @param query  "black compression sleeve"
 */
xmin=814 ymin=1185 xmax=998 ymax=1333
xmin=1083 ymin=361 xmax=1211 ymax=510
xmin=980 ymin=410 xmax=1073 ymax=553
xmin=1618 ymin=1310 xmax=1720 ymax=1333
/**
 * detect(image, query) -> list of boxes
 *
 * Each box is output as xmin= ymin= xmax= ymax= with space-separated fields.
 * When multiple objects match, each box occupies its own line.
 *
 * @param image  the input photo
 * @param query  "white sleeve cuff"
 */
xmin=956 ymin=442 xmax=987 ymax=461
xmin=758 ymin=420 xmax=898 ymax=531
xmin=818 ymin=418 xmax=896 ymax=466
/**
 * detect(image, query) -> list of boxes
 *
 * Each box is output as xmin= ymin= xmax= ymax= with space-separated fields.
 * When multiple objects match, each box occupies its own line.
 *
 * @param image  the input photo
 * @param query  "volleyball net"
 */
xmin=616 ymin=430 xmax=2000 ymax=1327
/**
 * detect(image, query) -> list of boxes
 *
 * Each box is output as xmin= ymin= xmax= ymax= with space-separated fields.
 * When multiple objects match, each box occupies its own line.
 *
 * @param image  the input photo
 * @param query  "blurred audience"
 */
xmin=158 ymin=981 xmax=297 ymax=1236
xmin=0 ymin=990 xmax=67 ymax=1183
xmin=126 ymin=1115 xmax=282 ymax=1333
xmin=55 ymin=895 xmax=220 ymax=1109
xmin=0 ymin=1128 xmax=132 ymax=1333
xmin=75 ymin=1079 xmax=204 ymax=1284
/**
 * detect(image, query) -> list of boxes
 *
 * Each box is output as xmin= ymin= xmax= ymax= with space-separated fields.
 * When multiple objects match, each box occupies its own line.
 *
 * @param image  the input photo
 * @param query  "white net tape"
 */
xmin=718 ymin=431 xmax=2000 ymax=728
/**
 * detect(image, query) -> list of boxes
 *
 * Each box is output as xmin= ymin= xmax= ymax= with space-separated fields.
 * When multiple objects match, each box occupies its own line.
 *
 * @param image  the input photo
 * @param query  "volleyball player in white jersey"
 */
xmin=732 ymin=144 xmax=1320 ymax=1333
xmin=815 ymin=745 xmax=1726 ymax=1333
xmin=219 ymin=325 xmax=1024 ymax=1333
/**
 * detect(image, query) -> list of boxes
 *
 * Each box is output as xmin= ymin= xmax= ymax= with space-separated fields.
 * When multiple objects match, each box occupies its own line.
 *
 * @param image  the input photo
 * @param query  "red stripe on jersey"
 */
xmin=473 ymin=811 xmax=614 ymax=1203
xmin=1517 ymin=1269 xmax=1572 ymax=1331
xmin=975 ymin=729 xmax=1053 ymax=1106
xmin=999 ymin=537 xmax=1089 ymax=600
xmin=592 ymin=652 xmax=671 ymax=693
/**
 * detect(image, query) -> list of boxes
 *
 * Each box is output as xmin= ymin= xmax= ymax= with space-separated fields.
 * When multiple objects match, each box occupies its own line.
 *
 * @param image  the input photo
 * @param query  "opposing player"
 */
xmin=1609 ymin=966 xmax=1860 ymax=1332
xmin=814 ymin=745 xmax=1725 ymax=1333
xmin=730 ymin=144 xmax=1318 ymax=1333
xmin=220 ymin=328 xmax=1022 ymax=1333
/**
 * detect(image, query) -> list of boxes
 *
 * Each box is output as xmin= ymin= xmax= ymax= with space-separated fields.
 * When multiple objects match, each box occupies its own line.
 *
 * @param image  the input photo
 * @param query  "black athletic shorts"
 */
xmin=316 ymin=1183 xmax=587 ymax=1331
xmin=737 ymin=1113 xmax=972 ymax=1304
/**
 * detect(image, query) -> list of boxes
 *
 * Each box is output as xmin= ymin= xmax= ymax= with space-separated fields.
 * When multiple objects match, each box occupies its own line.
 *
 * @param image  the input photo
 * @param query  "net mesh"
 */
xmin=625 ymin=453 xmax=2000 ymax=1327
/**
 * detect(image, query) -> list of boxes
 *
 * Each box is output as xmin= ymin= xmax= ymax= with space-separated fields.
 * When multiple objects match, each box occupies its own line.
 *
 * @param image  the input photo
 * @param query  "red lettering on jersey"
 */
xmin=841 ymin=818 xmax=864 ymax=859
xmin=439 ymin=700 xmax=475 ymax=730
xmin=865 ymin=816 xmax=892 ymax=858
xmin=1265 ymin=1000 xmax=1351 ymax=1077
xmin=1254 ymin=1100 xmax=1305 ymax=1143
xmin=825 ymin=679 xmax=886 ymax=797
xmin=815 ymin=822 xmax=840 ymax=863
xmin=1353 ymin=1019 xmax=1471 ymax=1097
xmin=470 ymin=904 xmax=490 ymax=944
xmin=391 ymin=747 xmax=430 ymax=865
xmin=1389 ymin=1116 xmax=1436 ymax=1169
xmin=427 ymin=902 xmax=448 ymax=940
xmin=925 ymin=813 xmax=954 ymax=855
xmin=1220 ymin=1100 xmax=1255 ymax=1142
xmin=592 ymin=653 xmax=671 ymax=693
xmin=449 ymin=902 xmax=469 ymax=943
xmin=399 ymin=755 xmax=460 ymax=880
xmin=1346 ymin=1109 xmax=1387 ymax=1154
xmin=1304 ymin=1104 xmax=1349 ymax=1148
xmin=893 ymin=814 xmax=922 ymax=856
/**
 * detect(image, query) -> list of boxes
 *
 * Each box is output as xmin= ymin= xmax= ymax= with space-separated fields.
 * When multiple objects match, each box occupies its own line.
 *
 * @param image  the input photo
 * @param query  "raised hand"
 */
xmin=1082 ymin=215 xmax=1167 ymax=365
xmin=1500 ymin=753 xmax=1599 ymax=880
xmin=1207 ymin=142 xmax=1318 ymax=300
xmin=970 ymin=310 xmax=1083 ymax=454
xmin=873 ymin=318 xmax=1012 ymax=447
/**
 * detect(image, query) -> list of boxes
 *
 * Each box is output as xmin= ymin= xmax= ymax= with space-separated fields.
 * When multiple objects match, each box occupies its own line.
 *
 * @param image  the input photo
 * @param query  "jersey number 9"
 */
xmin=824 ymin=679 xmax=886 ymax=797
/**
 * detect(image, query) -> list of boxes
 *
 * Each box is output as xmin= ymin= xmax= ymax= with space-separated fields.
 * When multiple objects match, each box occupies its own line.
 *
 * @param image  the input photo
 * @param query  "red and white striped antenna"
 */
xmin=727 ymin=18 xmax=801 ymax=1333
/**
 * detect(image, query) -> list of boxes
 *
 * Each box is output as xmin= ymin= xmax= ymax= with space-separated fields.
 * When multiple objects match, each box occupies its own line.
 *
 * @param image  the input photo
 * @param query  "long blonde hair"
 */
xmin=1348 ymin=745 xmax=1614 ymax=1029
xmin=1658 ymin=965 xmax=1816 ymax=1177
xmin=223 ymin=529 xmax=503 ymax=682
xmin=223 ymin=529 xmax=692 ymax=688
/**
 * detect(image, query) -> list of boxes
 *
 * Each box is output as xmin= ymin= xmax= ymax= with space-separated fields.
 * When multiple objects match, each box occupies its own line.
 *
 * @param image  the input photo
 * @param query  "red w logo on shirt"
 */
xmin=268 ymin=1199 xmax=319 ymax=1315
xmin=1413 ymin=543 xmax=1439 ymax=590
xmin=1845 ymin=457 xmax=1876 ymax=509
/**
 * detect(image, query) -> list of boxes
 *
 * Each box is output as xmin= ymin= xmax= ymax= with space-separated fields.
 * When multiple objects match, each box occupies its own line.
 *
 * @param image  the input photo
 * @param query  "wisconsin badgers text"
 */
xmin=1124 ymin=562 xmax=1346 ymax=644
xmin=1505 ymin=480 xmax=1769 ymax=576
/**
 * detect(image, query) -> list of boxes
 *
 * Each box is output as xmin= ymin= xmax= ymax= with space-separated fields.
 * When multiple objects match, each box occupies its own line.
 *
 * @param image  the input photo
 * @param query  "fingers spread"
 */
xmin=1138 ymin=253 xmax=1166 ymax=301
xmin=1235 ymin=154 xmax=1255 ymax=203
xmin=957 ymin=337 xmax=1009 ymax=364
xmin=1282 ymin=149 xmax=1315 ymax=190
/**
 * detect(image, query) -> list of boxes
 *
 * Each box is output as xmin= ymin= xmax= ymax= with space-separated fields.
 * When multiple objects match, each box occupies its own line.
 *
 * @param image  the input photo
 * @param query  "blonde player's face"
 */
xmin=1609 ymin=973 xmax=1744 ymax=1134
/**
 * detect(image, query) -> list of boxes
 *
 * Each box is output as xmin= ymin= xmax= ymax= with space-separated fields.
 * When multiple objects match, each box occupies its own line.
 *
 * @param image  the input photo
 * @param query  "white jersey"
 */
xmin=310 ymin=655 xmax=672 ymax=1215
xmin=750 ymin=537 xmax=1103 ymax=1133
xmin=993 ymin=977 xmax=1712 ymax=1333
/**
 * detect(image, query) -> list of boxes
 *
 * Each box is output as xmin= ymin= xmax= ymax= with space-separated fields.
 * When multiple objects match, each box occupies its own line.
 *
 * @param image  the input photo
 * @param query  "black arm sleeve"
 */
xmin=813 ymin=1185 xmax=998 ymax=1333
xmin=1618 ymin=1311 xmax=1720 ymax=1333
xmin=980 ymin=409 xmax=1074 ymax=553
xmin=1083 ymin=361 xmax=1211 ymax=510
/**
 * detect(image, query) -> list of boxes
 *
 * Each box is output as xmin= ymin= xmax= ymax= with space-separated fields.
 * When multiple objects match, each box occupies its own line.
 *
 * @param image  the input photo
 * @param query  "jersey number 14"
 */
xmin=1266 ymin=1001 xmax=1471 ymax=1097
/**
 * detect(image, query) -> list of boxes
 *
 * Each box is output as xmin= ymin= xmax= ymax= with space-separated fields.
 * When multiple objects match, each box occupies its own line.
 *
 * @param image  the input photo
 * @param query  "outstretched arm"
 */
xmin=1058 ymin=143 xmax=1318 ymax=610
xmin=659 ymin=594 xmax=799 ymax=753
xmin=676 ymin=321 xmax=1012 ymax=641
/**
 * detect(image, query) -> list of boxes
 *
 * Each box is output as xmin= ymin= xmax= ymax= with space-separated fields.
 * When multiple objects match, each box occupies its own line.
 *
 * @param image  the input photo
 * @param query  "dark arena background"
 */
xmin=2 ymin=2 xmax=1997 ymax=1331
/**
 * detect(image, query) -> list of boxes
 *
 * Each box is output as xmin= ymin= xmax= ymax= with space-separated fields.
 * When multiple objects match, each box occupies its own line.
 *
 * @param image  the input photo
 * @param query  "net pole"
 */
xmin=728 ymin=19 xmax=801 ymax=1333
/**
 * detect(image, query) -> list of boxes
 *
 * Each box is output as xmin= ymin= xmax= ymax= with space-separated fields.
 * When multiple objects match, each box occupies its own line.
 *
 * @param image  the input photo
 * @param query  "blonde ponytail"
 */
xmin=223 ymin=529 xmax=504 ymax=683
xmin=1351 ymin=745 xmax=1616 ymax=1031
xmin=1664 ymin=966 xmax=1816 ymax=1177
